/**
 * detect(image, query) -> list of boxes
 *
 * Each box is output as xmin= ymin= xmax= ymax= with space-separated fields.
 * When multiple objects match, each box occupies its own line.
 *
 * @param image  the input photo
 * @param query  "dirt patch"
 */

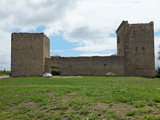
xmin=88 ymin=102 xmax=160 ymax=118
xmin=18 ymin=102 xmax=38 ymax=107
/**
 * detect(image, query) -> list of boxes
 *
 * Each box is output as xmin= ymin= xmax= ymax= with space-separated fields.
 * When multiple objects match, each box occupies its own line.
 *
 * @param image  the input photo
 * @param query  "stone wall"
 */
xmin=11 ymin=33 xmax=50 ymax=77
xmin=45 ymin=56 xmax=125 ymax=76
xmin=11 ymin=21 xmax=155 ymax=77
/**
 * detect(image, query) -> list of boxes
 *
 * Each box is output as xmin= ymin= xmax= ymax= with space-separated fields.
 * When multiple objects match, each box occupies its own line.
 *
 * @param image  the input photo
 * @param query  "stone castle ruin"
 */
xmin=11 ymin=21 xmax=155 ymax=77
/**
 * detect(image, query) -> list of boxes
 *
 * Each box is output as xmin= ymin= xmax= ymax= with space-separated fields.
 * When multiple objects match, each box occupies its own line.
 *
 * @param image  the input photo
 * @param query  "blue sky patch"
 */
xmin=49 ymin=35 xmax=83 ymax=56
xmin=155 ymin=31 xmax=160 ymax=36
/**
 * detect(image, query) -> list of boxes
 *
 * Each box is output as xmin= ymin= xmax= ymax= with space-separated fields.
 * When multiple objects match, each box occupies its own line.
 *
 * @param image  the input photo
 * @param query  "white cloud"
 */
xmin=0 ymin=0 xmax=79 ymax=31
xmin=154 ymin=36 xmax=160 ymax=68
xmin=50 ymin=49 xmax=71 ymax=53
xmin=0 ymin=0 xmax=80 ymax=69
xmin=59 ymin=0 xmax=160 ymax=54
xmin=73 ymin=37 xmax=116 ymax=52
xmin=79 ymin=53 xmax=113 ymax=57
xmin=0 ymin=30 xmax=11 ymax=70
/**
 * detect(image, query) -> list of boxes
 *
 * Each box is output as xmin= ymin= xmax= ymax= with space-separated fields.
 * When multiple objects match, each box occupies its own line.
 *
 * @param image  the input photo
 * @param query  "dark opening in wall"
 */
xmin=142 ymin=47 xmax=145 ymax=50
xmin=136 ymin=47 xmax=138 ymax=51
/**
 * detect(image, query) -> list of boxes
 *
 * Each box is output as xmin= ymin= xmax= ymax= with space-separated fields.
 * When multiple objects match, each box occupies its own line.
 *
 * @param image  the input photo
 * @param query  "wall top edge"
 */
xmin=116 ymin=21 xmax=154 ymax=33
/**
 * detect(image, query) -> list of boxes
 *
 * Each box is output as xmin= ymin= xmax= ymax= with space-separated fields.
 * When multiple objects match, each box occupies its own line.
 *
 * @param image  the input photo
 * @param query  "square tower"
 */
xmin=11 ymin=33 xmax=50 ymax=77
xmin=116 ymin=21 xmax=155 ymax=77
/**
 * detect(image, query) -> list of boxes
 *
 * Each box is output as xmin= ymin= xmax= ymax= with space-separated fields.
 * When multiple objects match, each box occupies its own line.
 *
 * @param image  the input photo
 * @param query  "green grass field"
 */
xmin=0 ymin=76 xmax=160 ymax=120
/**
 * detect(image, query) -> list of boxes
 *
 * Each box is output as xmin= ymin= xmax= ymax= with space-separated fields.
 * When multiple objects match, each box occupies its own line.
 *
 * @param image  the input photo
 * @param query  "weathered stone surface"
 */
xmin=45 ymin=56 xmax=125 ymax=76
xmin=11 ymin=21 xmax=155 ymax=77
xmin=116 ymin=21 xmax=155 ymax=77
xmin=11 ymin=33 xmax=50 ymax=77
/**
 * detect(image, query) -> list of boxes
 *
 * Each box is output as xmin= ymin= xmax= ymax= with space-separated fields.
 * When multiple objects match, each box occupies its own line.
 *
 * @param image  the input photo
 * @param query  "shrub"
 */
xmin=52 ymin=68 xmax=60 ymax=75
xmin=156 ymin=67 xmax=160 ymax=78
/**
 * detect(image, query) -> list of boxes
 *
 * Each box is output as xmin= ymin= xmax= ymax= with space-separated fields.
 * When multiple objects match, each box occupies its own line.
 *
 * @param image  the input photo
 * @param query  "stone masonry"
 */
xmin=11 ymin=33 xmax=50 ymax=77
xmin=11 ymin=21 xmax=155 ymax=77
xmin=116 ymin=21 xmax=155 ymax=77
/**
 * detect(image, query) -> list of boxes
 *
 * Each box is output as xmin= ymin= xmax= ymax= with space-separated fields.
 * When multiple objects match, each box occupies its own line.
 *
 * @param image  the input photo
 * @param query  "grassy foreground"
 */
xmin=0 ymin=76 xmax=160 ymax=120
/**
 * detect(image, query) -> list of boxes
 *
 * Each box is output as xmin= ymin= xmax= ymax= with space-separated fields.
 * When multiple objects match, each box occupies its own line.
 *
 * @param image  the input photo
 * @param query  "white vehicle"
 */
xmin=106 ymin=72 xmax=117 ymax=76
xmin=43 ymin=73 xmax=52 ymax=78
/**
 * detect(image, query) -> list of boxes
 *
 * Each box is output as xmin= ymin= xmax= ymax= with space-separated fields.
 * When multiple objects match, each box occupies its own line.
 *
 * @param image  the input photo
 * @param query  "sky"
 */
xmin=0 ymin=0 xmax=160 ymax=70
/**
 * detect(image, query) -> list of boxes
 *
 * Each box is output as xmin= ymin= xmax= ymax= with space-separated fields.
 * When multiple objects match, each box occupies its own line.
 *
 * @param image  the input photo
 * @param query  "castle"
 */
xmin=11 ymin=21 xmax=155 ymax=77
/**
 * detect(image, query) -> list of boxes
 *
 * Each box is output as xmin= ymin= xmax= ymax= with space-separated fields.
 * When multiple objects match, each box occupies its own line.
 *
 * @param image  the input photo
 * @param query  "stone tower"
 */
xmin=116 ymin=21 xmax=155 ymax=77
xmin=11 ymin=33 xmax=50 ymax=77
